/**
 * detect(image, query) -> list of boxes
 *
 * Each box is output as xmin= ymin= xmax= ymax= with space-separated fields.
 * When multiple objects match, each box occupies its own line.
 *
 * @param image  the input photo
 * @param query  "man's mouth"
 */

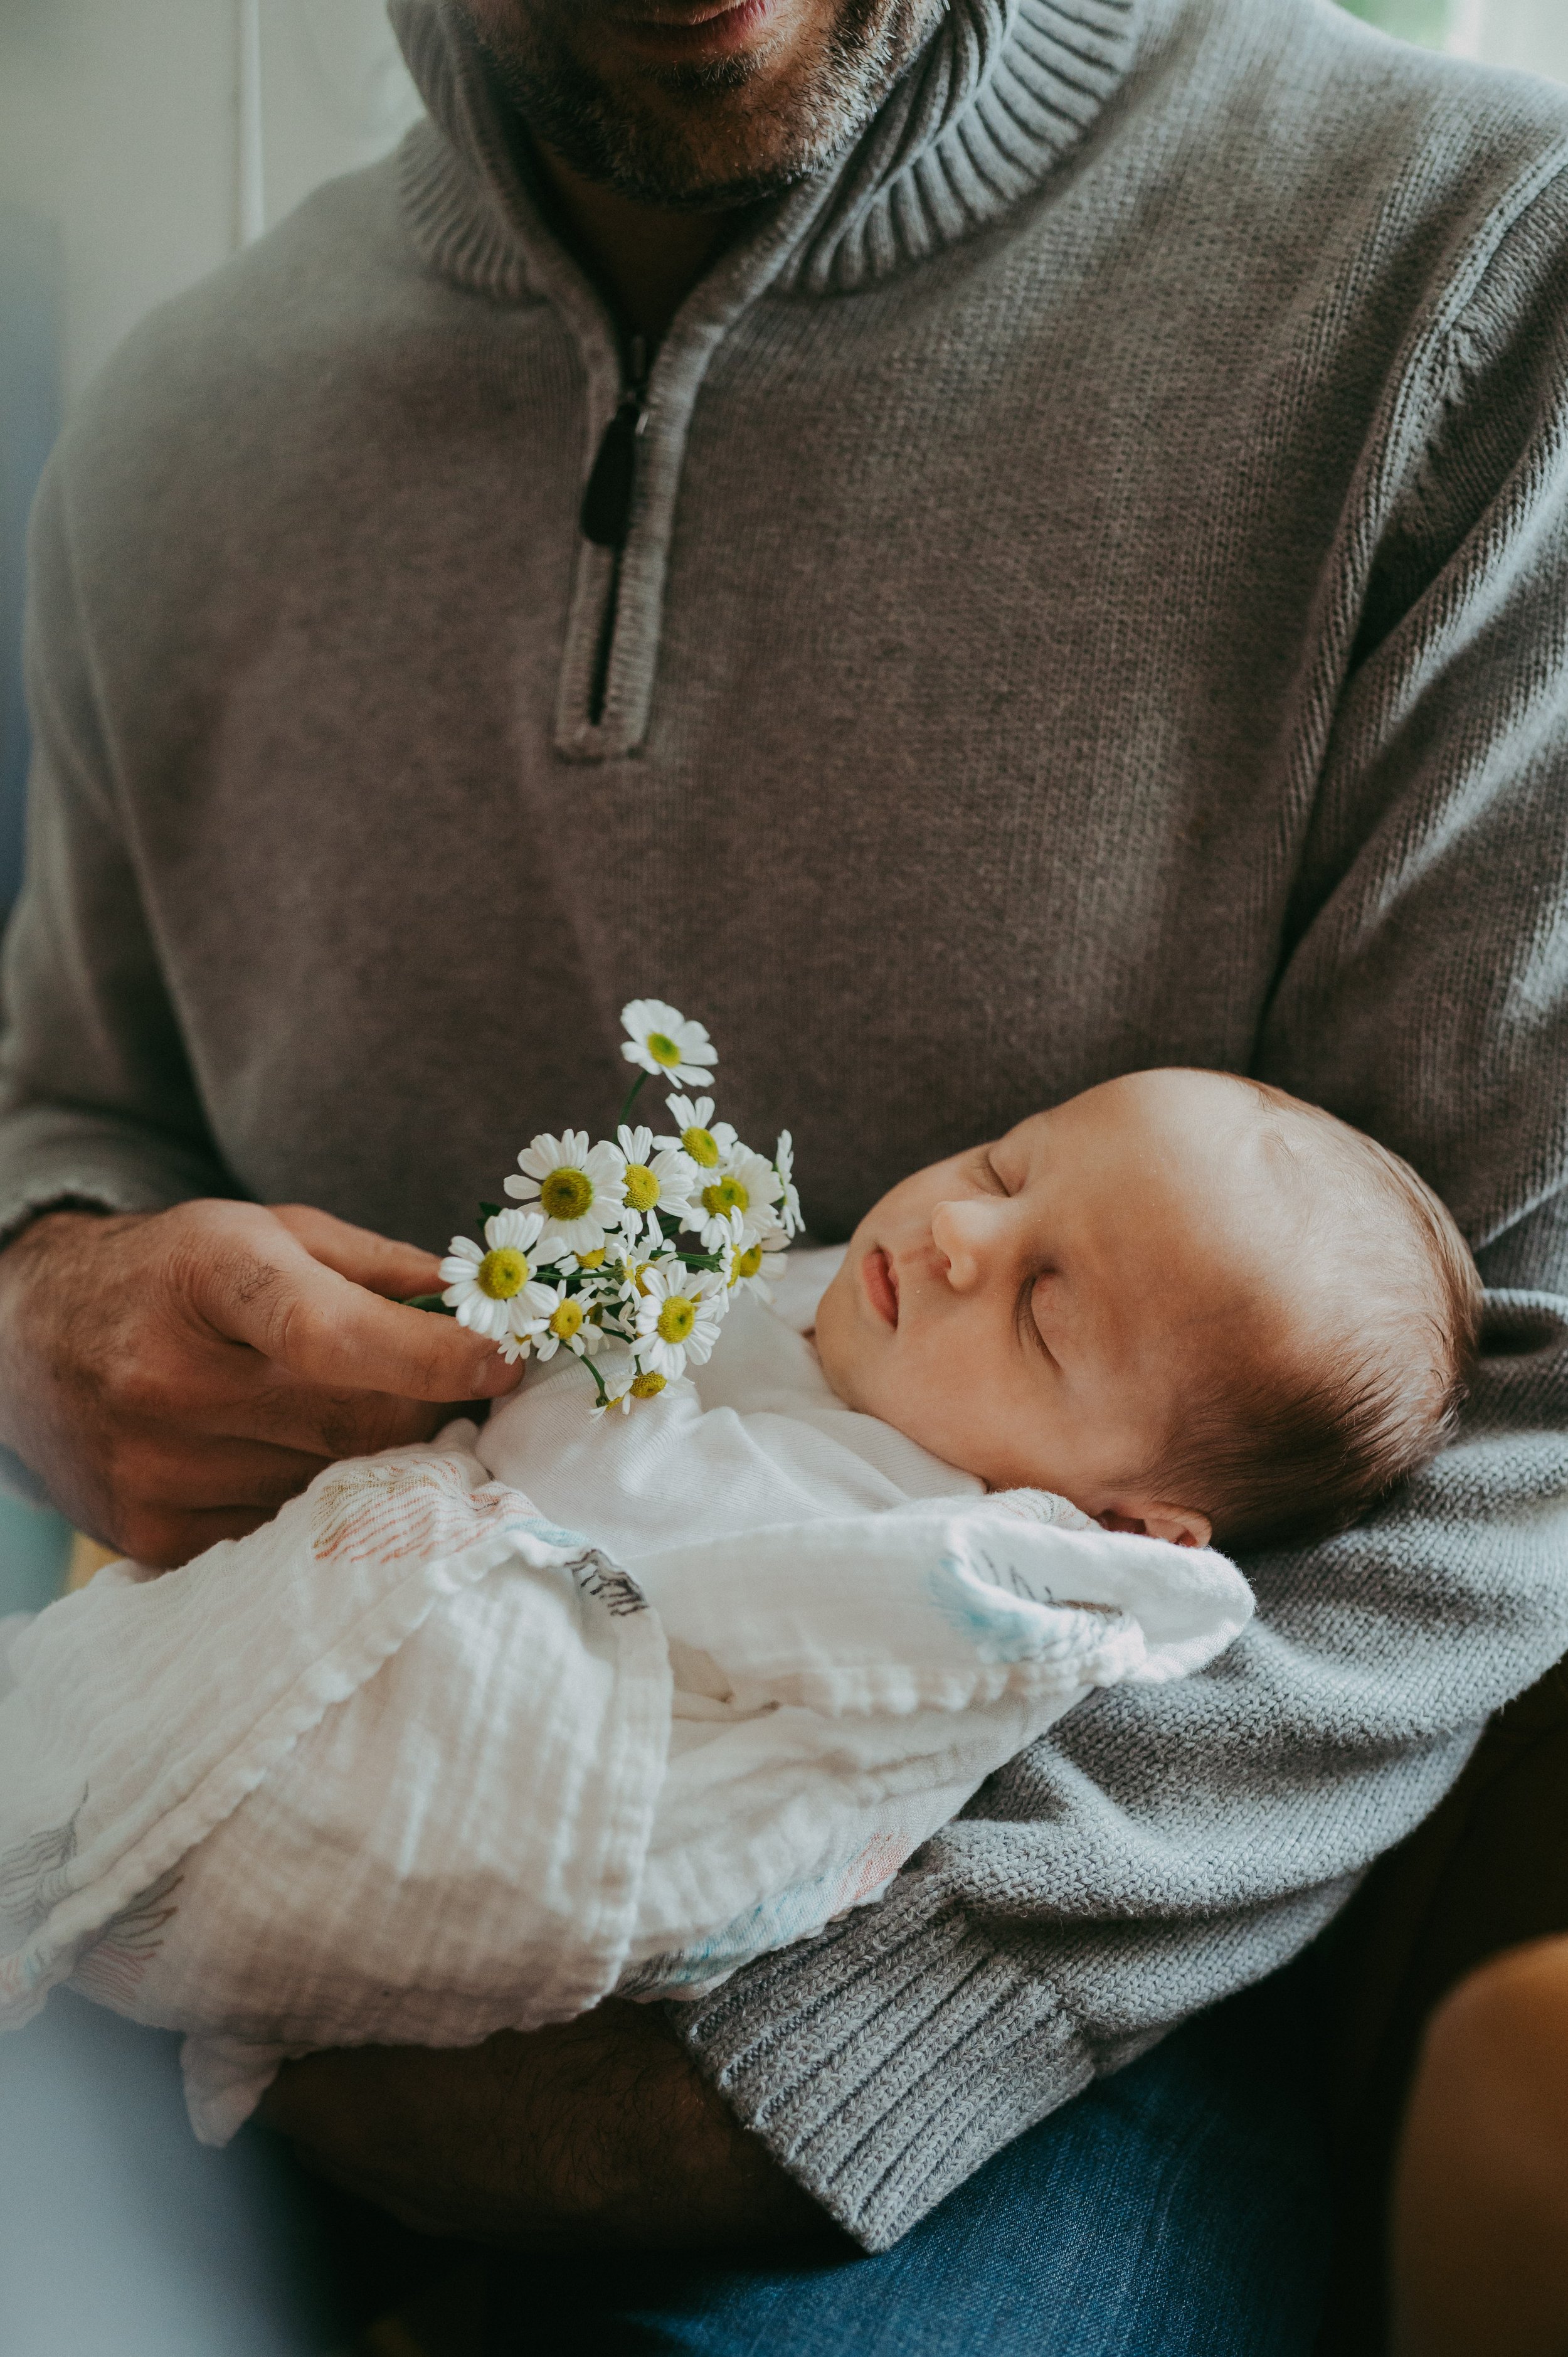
xmin=620 ymin=0 xmax=780 ymax=59
xmin=861 ymin=1245 xmax=899 ymax=1329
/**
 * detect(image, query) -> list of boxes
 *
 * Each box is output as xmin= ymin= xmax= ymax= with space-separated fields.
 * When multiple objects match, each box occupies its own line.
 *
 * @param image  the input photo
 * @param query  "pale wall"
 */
xmin=0 ymin=0 xmax=238 ymax=409
xmin=1450 ymin=0 xmax=1568 ymax=77
xmin=0 ymin=0 xmax=420 ymax=409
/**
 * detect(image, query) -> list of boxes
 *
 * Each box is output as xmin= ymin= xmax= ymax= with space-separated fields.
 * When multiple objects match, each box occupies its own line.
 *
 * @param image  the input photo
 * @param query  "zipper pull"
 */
xmin=581 ymin=338 xmax=650 ymax=553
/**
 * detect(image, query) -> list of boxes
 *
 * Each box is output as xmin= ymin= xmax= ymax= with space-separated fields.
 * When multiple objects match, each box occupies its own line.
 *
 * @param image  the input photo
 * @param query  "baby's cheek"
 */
xmin=892 ymin=1340 xmax=982 ymax=1452
xmin=812 ymin=1278 xmax=869 ymax=1408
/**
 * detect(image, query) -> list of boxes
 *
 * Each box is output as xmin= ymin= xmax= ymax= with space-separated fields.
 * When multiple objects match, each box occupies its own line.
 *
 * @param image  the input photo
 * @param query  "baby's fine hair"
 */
xmin=1148 ymin=1082 xmax=1483 ymax=1555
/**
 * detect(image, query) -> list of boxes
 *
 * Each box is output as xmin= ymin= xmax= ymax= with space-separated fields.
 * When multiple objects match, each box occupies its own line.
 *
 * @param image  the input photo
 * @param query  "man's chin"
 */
xmin=460 ymin=0 xmax=943 ymax=216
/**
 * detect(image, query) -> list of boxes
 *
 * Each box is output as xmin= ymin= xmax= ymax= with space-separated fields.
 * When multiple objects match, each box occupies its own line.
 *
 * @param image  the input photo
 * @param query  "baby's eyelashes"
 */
xmin=1016 ymin=1272 xmax=1054 ymax=1365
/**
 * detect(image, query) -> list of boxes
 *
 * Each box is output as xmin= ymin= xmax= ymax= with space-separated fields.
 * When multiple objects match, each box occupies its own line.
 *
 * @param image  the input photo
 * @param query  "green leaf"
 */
xmin=404 ymin=1293 xmax=458 ymax=1316
xmin=479 ymin=1201 xmax=501 ymax=1223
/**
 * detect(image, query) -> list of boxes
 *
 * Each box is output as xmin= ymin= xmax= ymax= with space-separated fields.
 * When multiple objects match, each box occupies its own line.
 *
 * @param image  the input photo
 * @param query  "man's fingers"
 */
xmin=127 ymin=1438 xmax=332 ymax=1515
xmin=114 ymin=1501 xmax=308 ymax=1573
xmin=268 ymin=1205 xmax=445 ymax=1301
xmin=238 ymin=1382 xmax=454 ymax=1464
xmin=199 ymin=1239 xmax=520 ymax=1403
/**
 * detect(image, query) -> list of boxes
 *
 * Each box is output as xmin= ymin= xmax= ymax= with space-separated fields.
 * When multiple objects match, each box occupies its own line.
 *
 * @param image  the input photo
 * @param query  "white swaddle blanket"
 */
xmin=0 ymin=1250 xmax=1253 ymax=2144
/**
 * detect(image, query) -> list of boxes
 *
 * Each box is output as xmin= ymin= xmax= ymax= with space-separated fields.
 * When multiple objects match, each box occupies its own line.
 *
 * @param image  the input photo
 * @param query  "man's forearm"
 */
xmin=260 ymin=2002 xmax=837 ymax=2250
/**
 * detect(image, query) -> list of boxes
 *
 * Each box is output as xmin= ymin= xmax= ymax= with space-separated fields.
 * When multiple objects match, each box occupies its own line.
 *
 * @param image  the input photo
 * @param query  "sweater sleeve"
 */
xmin=676 ymin=173 xmax=1568 ymax=2249
xmin=0 ymin=459 xmax=235 ymax=1242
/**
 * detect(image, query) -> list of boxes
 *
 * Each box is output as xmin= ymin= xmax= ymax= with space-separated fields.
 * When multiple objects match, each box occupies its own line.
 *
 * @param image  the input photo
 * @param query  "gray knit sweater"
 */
xmin=4 ymin=0 xmax=1568 ymax=2250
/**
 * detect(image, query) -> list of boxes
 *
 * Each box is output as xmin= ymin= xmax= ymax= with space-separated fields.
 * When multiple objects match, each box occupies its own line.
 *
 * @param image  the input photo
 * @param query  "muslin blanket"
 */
xmin=0 ymin=1252 xmax=1253 ymax=2144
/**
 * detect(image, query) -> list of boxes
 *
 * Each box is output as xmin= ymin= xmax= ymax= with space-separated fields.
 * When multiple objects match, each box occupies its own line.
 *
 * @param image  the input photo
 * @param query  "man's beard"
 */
xmin=463 ymin=0 xmax=945 ymax=213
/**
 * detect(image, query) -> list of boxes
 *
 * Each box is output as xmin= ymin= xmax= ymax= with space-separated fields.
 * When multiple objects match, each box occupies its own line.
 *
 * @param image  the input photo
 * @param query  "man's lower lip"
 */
xmin=862 ymin=1247 xmax=899 ymax=1329
xmin=622 ymin=0 xmax=778 ymax=59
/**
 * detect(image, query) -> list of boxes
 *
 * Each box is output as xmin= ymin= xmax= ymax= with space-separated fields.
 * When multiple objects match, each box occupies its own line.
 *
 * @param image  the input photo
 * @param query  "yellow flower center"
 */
xmin=631 ymin=1371 xmax=667 ymax=1399
xmin=737 ymin=1245 xmax=764 ymax=1280
xmin=623 ymin=1164 xmax=660 ymax=1213
xmin=541 ymin=1168 xmax=594 ymax=1221
xmin=576 ymin=1247 xmax=607 ymax=1270
xmin=702 ymin=1177 xmax=748 ymax=1219
xmin=657 ymin=1296 xmax=696 ymax=1344
xmin=647 ymin=1031 xmax=682 ymax=1068
xmin=630 ymin=1260 xmax=654 ymax=1297
xmin=682 ymin=1125 xmax=720 ymax=1169
xmin=477 ymin=1247 xmax=529 ymax=1300
xmin=549 ymin=1300 xmax=585 ymax=1341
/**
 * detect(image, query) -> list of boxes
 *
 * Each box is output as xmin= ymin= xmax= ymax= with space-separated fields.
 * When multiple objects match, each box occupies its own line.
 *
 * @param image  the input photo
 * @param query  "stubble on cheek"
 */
xmin=455 ymin=0 xmax=945 ymax=211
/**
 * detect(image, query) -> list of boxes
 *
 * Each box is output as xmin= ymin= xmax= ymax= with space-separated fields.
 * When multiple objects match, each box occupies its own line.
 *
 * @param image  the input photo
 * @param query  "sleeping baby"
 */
xmin=0 ymin=1068 xmax=1479 ymax=2142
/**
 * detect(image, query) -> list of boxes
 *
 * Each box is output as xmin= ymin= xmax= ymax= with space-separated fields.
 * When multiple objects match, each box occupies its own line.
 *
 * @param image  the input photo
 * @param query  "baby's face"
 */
xmin=814 ymin=1070 xmax=1290 ymax=1542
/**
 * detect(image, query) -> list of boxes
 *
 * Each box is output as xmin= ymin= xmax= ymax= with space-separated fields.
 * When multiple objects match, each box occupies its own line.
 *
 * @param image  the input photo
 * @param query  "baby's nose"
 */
xmin=930 ymin=1200 xmax=998 ymax=1290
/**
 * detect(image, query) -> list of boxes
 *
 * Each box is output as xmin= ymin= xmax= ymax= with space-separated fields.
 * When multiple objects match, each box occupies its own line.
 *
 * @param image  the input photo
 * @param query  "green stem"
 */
xmin=617 ymin=1070 xmax=649 ymax=1129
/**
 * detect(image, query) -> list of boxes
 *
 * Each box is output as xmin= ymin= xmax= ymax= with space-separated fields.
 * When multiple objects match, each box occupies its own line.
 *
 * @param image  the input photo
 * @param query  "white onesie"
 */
xmin=0 ymin=1251 xmax=1253 ymax=2143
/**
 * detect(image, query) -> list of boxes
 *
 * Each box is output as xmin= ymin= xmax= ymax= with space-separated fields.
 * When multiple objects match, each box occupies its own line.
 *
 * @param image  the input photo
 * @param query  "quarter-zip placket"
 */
xmin=543 ymin=181 xmax=837 ymax=762
xmin=579 ymin=335 xmax=651 ymax=729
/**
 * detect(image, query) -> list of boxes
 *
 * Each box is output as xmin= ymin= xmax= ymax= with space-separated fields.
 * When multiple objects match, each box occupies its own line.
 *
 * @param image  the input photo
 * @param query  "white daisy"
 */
xmin=773 ymin=1131 xmax=803 ymax=1238
xmin=596 ymin=1370 xmax=675 ymax=1417
xmin=497 ymin=1321 xmax=536 ymax=1368
xmin=615 ymin=1240 xmax=679 ymax=1309
xmin=654 ymin=1094 xmax=738 ymax=1173
xmin=585 ymin=1348 xmax=665 ymax=1414
xmin=615 ymin=1124 xmax=698 ymax=1243
xmin=711 ymin=1206 xmax=748 ymax=1291
xmin=620 ymin=999 xmax=716 ymax=1088
xmin=633 ymin=1263 xmax=726 ymax=1383
xmin=439 ymin=1210 xmax=554 ymax=1342
xmin=683 ymin=1144 xmax=784 ymax=1252
xmin=505 ymin=1129 xmax=628 ymax=1258
xmin=562 ymin=1243 xmax=613 ymax=1277
xmin=729 ymin=1220 xmax=791 ymax=1304
xmin=526 ymin=1278 xmax=603 ymax=1363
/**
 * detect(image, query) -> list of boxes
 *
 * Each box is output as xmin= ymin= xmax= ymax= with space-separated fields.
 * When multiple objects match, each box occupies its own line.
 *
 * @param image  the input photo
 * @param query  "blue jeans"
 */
xmin=0 ymin=1985 xmax=1328 ymax=2356
xmin=490 ymin=1981 xmax=1331 ymax=2354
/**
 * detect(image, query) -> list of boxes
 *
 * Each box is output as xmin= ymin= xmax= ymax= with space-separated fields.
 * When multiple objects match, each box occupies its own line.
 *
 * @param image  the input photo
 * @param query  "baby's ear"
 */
xmin=1097 ymin=1502 xmax=1213 ymax=1550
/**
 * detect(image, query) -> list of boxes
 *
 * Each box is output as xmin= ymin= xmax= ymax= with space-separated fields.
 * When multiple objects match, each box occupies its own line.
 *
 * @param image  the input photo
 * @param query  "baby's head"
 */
xmin=815 ymin=1070 xmax=1481 ymax=1553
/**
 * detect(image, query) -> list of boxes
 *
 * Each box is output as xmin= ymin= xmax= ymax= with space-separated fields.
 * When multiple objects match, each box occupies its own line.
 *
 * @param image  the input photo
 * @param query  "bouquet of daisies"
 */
xmin=433 ymin=1001 xmax=802 ymax=1415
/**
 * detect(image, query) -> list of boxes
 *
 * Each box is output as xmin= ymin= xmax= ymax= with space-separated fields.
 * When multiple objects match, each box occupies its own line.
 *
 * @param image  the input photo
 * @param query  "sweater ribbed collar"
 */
xmin=390 ymin=0 xmax=1143 ymax=301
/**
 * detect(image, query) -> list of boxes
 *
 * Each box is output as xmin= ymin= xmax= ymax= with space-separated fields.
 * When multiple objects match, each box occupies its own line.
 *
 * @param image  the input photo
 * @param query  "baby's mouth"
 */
xmin=862 ymin=1245 xmax=899 ymax=1329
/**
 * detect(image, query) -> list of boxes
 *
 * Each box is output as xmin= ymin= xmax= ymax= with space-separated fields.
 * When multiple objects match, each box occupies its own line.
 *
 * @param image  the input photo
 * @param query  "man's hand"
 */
xmin=0 ymin=1200 xmax=522 ymax=1568
xmin=260 ymin=2002 xmax=835 ymax=2251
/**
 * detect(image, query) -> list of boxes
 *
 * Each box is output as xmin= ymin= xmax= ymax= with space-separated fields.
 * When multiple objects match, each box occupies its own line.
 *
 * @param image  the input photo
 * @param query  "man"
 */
xmin=3 ymin=0 xmax=1567 ymax=2345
